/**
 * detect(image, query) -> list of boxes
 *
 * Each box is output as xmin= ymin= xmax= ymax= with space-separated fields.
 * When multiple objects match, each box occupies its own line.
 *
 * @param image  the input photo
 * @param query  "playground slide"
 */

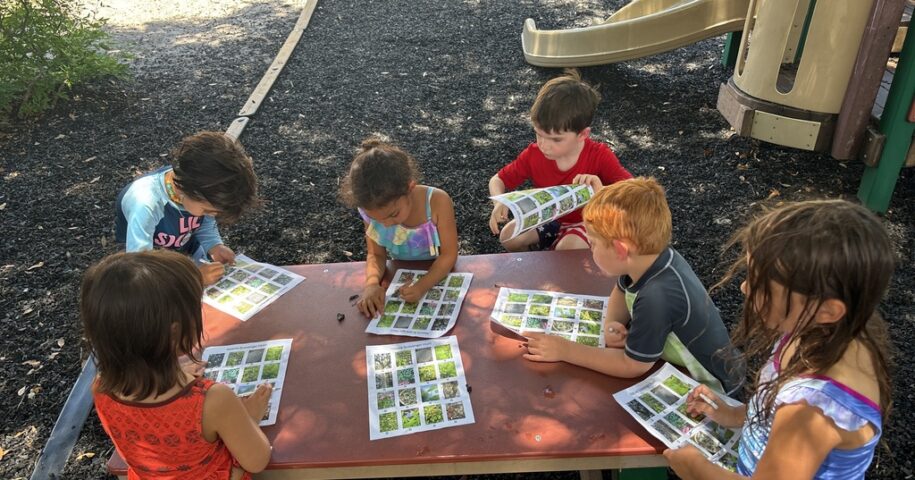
xmin=522 ymin=0 xmax=751 ymax=67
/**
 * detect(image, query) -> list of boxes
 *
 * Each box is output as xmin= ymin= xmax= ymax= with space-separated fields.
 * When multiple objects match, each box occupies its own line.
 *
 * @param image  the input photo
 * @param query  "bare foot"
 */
xmin=241 ymin=383 xmax=273 ymax=421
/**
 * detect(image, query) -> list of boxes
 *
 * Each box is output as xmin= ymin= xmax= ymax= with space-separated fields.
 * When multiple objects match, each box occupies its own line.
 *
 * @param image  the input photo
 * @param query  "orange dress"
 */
xmin=94 ymin=377 xmax=248 ymax=480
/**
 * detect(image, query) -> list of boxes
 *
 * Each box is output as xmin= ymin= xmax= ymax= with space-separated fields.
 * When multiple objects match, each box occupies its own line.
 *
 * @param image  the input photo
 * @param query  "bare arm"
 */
xmin=399 ymin=190 xmax=458 ymax=301
xmin=357 ymin=234 xmax=388 ymax=317
xmin=202 ymin=384 xmax=271 ymax=473
xmin=488 ymin=175 xmax=509 ymax=234
xmin=607 ymin=286 xmax=630 ymax=326
xmin=488 ymin=174 xmax=506 ymax=196
xmin=524 ymin=333 xmax=654 ymax=378
xmin=666 ymin=403 xmax=842 ymax=480
xmin=364 ymin=234 xmax=387 ymax=288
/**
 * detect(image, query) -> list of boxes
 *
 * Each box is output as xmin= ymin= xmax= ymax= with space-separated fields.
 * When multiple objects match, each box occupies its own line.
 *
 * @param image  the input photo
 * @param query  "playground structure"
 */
xmin=522 ymin=0 xmax=914 ymax=213
xmin=522 ymin=0 xmax=750 ymax=67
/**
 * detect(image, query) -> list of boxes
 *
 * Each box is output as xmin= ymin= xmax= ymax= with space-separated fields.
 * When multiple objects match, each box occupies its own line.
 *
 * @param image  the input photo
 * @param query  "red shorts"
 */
xmin=536 ymin=221 xmax=590 ymax=250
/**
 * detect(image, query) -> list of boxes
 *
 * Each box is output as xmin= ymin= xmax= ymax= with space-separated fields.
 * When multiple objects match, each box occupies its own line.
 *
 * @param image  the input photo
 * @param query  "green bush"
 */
xmin=0 ymin=0 xmax=128 ymax=118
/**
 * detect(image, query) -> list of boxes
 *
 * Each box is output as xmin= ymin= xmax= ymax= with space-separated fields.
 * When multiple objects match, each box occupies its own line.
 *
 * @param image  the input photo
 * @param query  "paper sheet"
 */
xmin=613 ymin=363 xmax=741 ymax=471
xmin=366 ymin=336 xmax=475 ymax=440
xmin=365 ymin=270 xmax=473 ymax=338
xmin=490 ymin=288 xmax=608 ymax=347
xmin=490 ymin=184 xmax=594 ymax=239
xmin=201 ymin=338 xmax=292 ymax=426
xmin=202 ymin=254 xmax=304 ymax=321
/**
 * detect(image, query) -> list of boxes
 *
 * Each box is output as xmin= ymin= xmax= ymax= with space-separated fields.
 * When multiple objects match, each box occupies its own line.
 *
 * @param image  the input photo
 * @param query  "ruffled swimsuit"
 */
xmin=738 ymin=336 xmax=882 ymax=479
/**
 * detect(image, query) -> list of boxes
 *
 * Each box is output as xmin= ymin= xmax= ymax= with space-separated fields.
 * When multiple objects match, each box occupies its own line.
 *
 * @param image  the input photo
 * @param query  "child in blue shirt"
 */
xmin=115 ymin=131 xmax=259 ymax=285
xmin=339 ymin=138 xmax=458 ymax=317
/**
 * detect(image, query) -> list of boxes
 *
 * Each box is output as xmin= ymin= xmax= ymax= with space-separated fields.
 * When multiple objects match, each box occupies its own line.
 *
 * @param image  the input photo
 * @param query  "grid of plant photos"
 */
xmin=202 ymin=338 xmax=292 ymax=426
xmin=365 ymin=270 xmax=473 ymax=338
xmin=490 ymin=184 xmax=593 ymax=239
xmin=613 ymin=363 xmax=740 ymax=471
xmin=202 ymin=254 xmax=304 ymax=321
xmin=366 ymin=336 xmax=474 ymax=440
xmin=490 ymin=288 xmax=607 ymax=347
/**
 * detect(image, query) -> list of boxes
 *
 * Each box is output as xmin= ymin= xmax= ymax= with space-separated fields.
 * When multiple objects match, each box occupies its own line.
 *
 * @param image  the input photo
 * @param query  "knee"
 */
xmin=554 ymin=234 xmax=589 ymax=251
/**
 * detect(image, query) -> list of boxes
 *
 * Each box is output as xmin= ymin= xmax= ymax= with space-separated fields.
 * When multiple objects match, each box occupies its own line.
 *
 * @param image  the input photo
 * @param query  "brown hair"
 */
xmin=339 ymin=137 xmax=420 ymax=210
xmin=582 ymin=177 xmax=672 ymax=254
xmin=81 ymin=250 xmax=204 ymax=399
xmin=171 ymin=131 xmax=259 ymax=223
xmin=530 ymin=68 xmax=601 ymax=134
xmin=718 ymin=200 xmax=895 ymax=424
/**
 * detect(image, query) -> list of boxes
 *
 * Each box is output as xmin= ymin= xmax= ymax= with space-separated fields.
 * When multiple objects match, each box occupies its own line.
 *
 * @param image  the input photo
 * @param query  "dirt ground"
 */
xmin=1 ymin=0 xmax=913 ymax=478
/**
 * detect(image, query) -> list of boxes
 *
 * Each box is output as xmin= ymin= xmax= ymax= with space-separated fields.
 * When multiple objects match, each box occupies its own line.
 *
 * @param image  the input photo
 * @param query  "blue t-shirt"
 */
xmin=114 ymin=167 xmax=222 ymax=255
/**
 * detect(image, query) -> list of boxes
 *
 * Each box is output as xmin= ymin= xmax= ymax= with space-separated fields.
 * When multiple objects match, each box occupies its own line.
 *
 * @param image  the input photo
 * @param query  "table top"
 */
xmin=109 ymin=250 xmax=664 ymax=474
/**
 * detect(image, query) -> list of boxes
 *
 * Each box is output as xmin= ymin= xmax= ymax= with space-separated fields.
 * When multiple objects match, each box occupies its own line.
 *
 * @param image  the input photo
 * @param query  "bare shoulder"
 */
xmin=824 ymin=339 xmax=881 ymax=405
xmin=427 ymin=186 xmax=454 ymax=209
xmin=204 ymin=382 xmax=237 ymax=412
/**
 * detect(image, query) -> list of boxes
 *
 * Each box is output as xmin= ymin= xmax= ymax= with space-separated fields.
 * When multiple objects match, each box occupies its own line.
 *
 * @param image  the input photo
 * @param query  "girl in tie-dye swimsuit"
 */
xmin=664 ymin=200 xmax=894 ymax=480
xmin=340 ymin=138 xmax=458 ymax=318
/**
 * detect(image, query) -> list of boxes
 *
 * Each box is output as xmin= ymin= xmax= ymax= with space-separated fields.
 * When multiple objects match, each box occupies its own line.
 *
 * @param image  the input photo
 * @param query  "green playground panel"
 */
xmin=858 ymin=22 xmax=915 ymax=213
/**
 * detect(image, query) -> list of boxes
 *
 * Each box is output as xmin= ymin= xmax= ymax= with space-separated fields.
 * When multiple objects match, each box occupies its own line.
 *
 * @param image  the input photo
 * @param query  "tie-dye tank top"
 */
xmin=358 ymin=187 xmax=441 ymax=261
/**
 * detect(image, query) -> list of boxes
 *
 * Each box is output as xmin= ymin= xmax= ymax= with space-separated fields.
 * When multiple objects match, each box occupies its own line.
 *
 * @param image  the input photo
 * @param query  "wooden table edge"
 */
xmin=114 ymin=453 xmax=665 ymax=479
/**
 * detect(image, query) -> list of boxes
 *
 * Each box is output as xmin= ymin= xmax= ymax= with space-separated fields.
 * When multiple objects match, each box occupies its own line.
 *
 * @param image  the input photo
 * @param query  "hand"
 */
xmin=604 ymin=321 xmax=628 ymax=348
xmin=398 ymin=281 xmax=427 ymax=303
xmin=663 ymin=444 xmax=707 ymax=478
xmin=199 ymin=262 xmax=226 ymax=286
xmin=208 ymin=244 xmax=236 ymax=265
xmin=685 ymin=384 xmax=744 ymax=427
xmin=572 ymin=174 xmax=603 ymax=191
xmin=240 ymin=383 xmax=273 ymax=422
xmin=522 ymin=332 xmax=571 ymax=363
xmin=358 ymin=284 xmax=385 ymax=318
xmin=489 ymin=203 xmax=509 ymax=235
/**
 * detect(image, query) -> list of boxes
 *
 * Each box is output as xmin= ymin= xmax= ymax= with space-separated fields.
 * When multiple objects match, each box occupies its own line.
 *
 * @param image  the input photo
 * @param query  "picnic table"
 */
xmin=108 ymin=250 xmax=667 ymax=479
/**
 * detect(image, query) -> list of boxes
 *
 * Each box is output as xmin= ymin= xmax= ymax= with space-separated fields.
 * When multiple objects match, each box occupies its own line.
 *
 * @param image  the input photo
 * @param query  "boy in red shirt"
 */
xmin=488 ymin=69 xmax=631 ymax=251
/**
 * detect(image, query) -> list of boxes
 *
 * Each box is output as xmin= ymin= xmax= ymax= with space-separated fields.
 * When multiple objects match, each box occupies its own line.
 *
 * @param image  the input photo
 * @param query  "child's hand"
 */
xmin=523 ymin=332 xmax=571 ymax=363
xmin=199 ymin=262 xmax=226 ymax=286
xmin=398 ymin=281 xmax=427 ymax=303
xmin=572 ymin=174 xmax=603 ymax=191
xmin=241 ymin=383 xmax=273 ymax=422
xmin=208 ymin=244 xmax=236 ymax=265
xmin=686 ymin=384 xmax=744 ymax=427
xmin=604 ymin=321 xmax=628 ymax=348
xmin=489 ymin=203 xmax=509 ymax=235
xmin=358 ymin=284 xmax=385 ymax=318
xmin=663 ymin=444 xmax=708 ymax=478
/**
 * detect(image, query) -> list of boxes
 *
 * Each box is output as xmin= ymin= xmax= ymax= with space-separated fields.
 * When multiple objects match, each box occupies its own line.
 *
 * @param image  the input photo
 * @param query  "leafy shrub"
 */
xmin=0 ymin=0 xmax=128 ymax=118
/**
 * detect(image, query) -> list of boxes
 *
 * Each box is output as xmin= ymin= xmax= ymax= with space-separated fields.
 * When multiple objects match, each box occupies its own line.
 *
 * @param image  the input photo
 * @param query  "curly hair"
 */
xmin=339 ymin=137 xmax=420 ymax=210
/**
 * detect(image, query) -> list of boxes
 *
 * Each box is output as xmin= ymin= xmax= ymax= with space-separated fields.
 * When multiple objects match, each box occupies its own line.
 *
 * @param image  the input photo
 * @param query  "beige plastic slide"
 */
xmin=522 ymin=0 xmax=750 ymax=67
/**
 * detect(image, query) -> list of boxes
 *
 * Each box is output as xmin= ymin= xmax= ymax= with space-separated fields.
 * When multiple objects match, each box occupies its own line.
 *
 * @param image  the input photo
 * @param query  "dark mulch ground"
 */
xmin=1 ymin=0 xmax=913 ymax=478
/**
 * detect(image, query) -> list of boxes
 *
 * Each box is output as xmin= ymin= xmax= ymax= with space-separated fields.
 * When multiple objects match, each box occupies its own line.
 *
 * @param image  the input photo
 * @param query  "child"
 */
xmin=524 ymin=178 xmax=744 ymax=395
xmin=82 ymin=250 xmax=273 ymax=479
xmin=664 ymin=200 xmax=894 ymax=479
xmin=340 ymin=138 xmax=458 ymax=317
xmin=488 ymin=69 xmax=631 ymax=251
xmin=114 ymin=131 xmax=259 ymax=285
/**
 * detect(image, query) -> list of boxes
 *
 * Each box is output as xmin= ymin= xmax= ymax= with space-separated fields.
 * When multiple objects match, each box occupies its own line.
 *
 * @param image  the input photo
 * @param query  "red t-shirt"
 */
xmin=497 ymin=138 xmax=631 ymax=224
xmin=94 ymin=377 xmax=248 ymax=480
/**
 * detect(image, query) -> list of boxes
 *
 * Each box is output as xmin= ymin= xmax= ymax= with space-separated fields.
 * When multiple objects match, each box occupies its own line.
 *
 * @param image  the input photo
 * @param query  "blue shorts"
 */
xmin=535 ymin=221 xmax=590 ymax=250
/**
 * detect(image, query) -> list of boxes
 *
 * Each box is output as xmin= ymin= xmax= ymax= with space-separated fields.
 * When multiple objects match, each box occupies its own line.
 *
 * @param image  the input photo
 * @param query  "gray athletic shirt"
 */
xmin=619 ymin=248 xmax=744 ymax=395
